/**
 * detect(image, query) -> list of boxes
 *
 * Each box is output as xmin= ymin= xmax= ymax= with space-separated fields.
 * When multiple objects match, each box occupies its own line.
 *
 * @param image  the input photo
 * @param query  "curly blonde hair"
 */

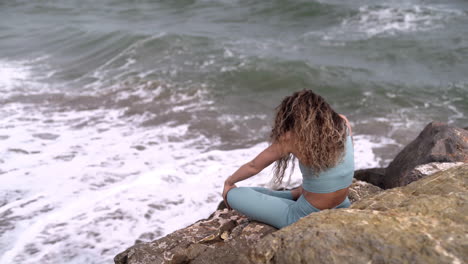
xmin=270 ymin=90 xmax=348 ymax=184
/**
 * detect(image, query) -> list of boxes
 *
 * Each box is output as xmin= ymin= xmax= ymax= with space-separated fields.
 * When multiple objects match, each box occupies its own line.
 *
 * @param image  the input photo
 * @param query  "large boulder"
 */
xmin=251 ymin=164 xmax=468 ymax=264
xmin=383 ymin=122 xmax=468 ymax=189
xmin=114 ymin=179 xmax=383 ymax=264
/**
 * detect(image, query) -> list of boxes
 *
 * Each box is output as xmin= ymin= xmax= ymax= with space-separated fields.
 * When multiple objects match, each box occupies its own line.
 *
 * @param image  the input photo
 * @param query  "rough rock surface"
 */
xmin=383 ymin=122 xmax=468 ymax=189
xmin=114 ymin=209 xmax=276 ymax=264
xmin=348 ymin=178 xmax=382 ymax=203
xmin=251 ymin=164 xmax=468 ymax=264
xmin=114 ymin=179 xmax=383 ymax=264
xmin=410 ymin=162 xmax=465 ymax=182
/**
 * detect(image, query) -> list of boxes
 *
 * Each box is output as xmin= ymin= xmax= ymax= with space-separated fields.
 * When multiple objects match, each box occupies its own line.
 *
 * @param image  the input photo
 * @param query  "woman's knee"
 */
xmin=226 ymin=187 xmax=249 ymax=209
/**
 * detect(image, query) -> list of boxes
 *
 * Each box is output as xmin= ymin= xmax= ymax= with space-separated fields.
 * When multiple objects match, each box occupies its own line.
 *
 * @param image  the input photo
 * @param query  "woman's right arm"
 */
xmin=225 ymin=142 xmax=287 ymax=185
xmin=223 ymin=141 xmax=290 ymax=208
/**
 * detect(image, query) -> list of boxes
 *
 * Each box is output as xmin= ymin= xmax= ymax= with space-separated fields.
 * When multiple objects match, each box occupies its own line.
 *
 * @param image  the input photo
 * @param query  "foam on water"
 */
xmin=0 ymin=93 xmax=387 ymax=264
xmin=314 ymin=4 xmax=464 ymax=42
xmin=0 ymin=58 xmax=57 ymax=102
xmin=353 ymin=134 xmax=399 ymax=168
xmin=0 ymin=60 xmax=40 ymax=100
xmin=0 ymin=61 xmax=31 ymax=91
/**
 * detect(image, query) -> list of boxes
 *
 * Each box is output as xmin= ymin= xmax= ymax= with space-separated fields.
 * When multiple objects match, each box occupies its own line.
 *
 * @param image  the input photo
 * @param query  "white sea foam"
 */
xmin=0 ymin=60 xmax=32 ymax=92
xmin=314 ymin=4 xmax=463 ymax=42
xmin=0 ymin=96 xmax=385 ymax=263
xmin=353 ymin=134 xmax=398 ymax=168
xmin=0 ymin=58 xmax=56 ymax=101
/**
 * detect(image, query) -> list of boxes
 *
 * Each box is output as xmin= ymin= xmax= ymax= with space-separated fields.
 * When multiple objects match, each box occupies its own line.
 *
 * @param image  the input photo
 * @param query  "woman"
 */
xmin=222 ymin=90 xmax=354 ymax=229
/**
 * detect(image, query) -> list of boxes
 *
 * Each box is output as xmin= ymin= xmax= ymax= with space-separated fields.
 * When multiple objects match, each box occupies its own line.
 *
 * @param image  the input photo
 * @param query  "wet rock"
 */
xmin=383 ymin=122 xmax=468 ymax=189
xmin=353 ymin=167 xmax=386 ymax=189
xmin=251 ymin=164 xmax=468 ymax=264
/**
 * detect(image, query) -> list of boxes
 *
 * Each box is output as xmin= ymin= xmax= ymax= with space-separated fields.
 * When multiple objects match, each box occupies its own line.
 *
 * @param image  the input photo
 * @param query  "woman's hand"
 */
xmin=222 ymin=180 xmax=237 ymax=210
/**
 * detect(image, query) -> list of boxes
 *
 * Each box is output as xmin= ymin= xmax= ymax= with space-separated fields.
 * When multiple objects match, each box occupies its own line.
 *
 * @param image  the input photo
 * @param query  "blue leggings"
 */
xmin=227 ymin=187 xmax=350 ymax=229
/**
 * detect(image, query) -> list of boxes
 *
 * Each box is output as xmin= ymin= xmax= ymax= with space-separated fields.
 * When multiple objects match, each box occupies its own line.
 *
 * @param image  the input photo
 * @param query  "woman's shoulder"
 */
xmin=275 ymin=131 xmax=296 ymax=154
xmin=339 ymin=114 xmax=352 ymax=136
xmin=339 ymin=114 xmax=349 ymax=124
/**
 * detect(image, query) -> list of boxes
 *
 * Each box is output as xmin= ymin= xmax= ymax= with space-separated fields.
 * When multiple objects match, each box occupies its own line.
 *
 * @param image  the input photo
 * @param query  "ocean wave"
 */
xmin=315 ymin=4 xmax=465 ymax=42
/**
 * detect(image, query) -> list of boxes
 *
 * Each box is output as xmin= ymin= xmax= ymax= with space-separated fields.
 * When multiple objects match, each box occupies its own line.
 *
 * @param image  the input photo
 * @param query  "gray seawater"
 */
xmin=0 ymin=0 xmax=467 ymax=263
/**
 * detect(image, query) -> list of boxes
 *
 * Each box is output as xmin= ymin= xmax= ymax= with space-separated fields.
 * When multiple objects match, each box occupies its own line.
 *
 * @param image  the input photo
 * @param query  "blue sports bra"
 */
xmin=299 ymin=133 xmax=354 ymax=193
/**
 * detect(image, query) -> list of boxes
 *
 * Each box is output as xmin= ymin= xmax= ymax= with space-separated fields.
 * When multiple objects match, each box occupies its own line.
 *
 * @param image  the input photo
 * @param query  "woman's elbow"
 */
xmin=246 ymin=161 xmax=262 ymax=175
